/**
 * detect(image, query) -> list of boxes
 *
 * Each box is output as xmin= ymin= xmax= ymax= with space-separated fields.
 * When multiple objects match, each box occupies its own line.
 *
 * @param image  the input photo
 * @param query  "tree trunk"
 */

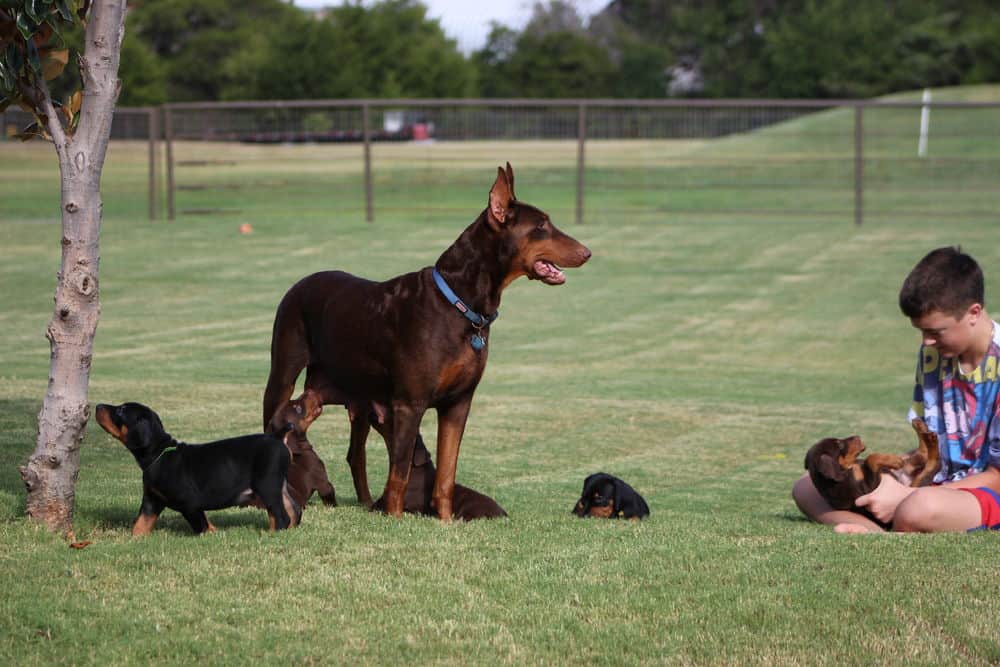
xmin=19 ymin=1 xmax=127 ymax=537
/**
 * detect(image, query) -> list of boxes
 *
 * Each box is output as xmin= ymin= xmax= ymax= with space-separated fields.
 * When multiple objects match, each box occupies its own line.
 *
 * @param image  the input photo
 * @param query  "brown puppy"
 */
xmin=266 ymin=390 xmax=337 ymax=509
xmin=371 ymin=434 xmax=507 ymax=521
xmin=804 ymin=418 xmax=941 ymax=524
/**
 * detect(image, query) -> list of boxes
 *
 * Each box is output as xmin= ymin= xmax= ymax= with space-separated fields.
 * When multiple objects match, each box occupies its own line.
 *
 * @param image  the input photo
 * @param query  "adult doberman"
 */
xmin=262 ymin=163 xmax=590 ymax=520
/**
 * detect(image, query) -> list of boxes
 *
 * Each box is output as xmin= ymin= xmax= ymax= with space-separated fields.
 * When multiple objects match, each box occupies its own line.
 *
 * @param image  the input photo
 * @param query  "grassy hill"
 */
xmin=1 ymin=86 xmax=998 ymax=664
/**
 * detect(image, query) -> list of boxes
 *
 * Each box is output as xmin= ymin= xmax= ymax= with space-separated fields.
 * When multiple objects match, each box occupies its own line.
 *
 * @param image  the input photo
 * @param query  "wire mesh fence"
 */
xmin=3 ymin=98 xmax=998 ymax=225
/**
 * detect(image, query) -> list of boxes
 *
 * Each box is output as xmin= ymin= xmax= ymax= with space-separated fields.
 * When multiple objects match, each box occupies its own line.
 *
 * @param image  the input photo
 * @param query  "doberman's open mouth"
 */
xmin=532 ymin=260 xmax=566 ymax=285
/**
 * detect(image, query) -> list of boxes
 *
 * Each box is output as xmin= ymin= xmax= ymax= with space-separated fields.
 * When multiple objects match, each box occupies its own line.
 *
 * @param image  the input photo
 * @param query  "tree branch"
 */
xmin=38 ymin=83 xmax=69 ymax=160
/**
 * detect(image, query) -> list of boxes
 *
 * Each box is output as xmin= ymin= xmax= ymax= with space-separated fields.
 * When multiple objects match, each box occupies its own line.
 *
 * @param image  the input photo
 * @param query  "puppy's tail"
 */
xmin=269 ymin=423 xmax=296 ymax=461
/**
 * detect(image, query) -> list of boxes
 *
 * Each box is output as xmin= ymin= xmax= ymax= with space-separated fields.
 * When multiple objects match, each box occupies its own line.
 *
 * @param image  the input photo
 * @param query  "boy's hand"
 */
xmin=855 ymin=474 xmax=916 ymax=523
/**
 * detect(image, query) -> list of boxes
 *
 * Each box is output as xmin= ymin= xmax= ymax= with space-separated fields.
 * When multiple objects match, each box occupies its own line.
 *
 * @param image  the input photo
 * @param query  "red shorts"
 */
xmin=959 ymin=487 xmax=1000 ymax=531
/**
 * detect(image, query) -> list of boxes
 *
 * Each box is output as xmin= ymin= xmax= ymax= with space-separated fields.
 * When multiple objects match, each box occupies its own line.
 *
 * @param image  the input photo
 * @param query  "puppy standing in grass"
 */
xmin=96 ymin=402 xmax=301 ymax=535
xmin=793 ymin=247 xmax=1000 ymax=532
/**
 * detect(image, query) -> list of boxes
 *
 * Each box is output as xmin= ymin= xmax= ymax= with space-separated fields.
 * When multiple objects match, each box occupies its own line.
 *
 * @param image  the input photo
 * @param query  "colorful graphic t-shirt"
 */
xmin=909 ymin=321 xmax=1000 ymax=482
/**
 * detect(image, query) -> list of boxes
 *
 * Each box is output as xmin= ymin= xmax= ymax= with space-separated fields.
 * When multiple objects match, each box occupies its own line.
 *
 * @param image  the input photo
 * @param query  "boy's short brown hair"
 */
xmin=899 ymin=246 xmax=984 ymax=319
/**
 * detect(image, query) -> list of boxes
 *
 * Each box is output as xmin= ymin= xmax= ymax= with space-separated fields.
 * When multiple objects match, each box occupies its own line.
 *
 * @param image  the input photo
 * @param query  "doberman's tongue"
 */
xmin=534 ymin=260 xmax=566 ymax=285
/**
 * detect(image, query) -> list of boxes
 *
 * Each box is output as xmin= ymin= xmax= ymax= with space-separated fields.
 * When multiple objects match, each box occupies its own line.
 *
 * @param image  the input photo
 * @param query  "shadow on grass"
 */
xmin=95 ymin=500 xmax=325 ymax=536
xmin=0 ymin=398 xmax=40 ymax=516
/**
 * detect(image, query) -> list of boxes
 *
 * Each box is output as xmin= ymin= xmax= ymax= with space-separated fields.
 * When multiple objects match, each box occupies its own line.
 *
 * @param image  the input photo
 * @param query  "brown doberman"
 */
xmin=262 ymin=163 xmax=590 ymax=519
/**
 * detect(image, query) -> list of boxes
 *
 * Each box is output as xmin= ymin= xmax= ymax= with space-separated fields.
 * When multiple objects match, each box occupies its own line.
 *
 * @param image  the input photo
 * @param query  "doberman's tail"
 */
xmin=262 ymin=293 xmax=309 ymax=429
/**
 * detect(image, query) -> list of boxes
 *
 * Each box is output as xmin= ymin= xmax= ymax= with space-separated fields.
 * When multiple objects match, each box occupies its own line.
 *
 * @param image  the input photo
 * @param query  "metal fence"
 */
xmin=4 ymin=99 xmax=998 ymax=225
xmin=2 ymin=106 xmax=160 ymax=221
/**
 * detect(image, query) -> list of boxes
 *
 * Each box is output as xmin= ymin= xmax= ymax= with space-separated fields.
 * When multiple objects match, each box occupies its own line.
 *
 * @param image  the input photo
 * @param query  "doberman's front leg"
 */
xmin=132 ymin=493 xmax=166 ymax=536
xmin=432 ymin=399 xmax=473 ymax=522
xmin=382 ymin=402 xmax=424 ymax=517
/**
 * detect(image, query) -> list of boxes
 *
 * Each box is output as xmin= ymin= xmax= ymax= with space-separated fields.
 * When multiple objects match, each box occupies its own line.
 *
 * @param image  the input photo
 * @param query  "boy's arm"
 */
xmin=943 ymin=466 xmax=1000 ymax=492
xmin=855 ymin=475 xmax=915 ymax=523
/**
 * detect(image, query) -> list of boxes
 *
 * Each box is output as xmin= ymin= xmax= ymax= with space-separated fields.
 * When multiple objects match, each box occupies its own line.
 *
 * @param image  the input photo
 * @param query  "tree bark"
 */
xmin=20 ymin=1 xmax=127 ymax=537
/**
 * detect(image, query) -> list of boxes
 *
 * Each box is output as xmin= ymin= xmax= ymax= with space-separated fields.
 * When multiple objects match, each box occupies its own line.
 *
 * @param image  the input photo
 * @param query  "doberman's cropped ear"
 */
xmin=488 ymin=164 xmax=514 ymax=229
xmin=505 ymin=162 xmax=516 ymax=199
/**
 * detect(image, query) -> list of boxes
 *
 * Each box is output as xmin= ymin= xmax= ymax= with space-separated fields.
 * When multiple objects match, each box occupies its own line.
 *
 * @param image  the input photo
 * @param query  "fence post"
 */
xmin=147 ymin=107 xmax=158 ymax=221
xmin=576 ymin=103 xmax=586 ymax=225
xmin=164 ymin=106 xmax=175 ymax=221
xmin=854 ymin=104 xmax=863 ymax=226
xmin=363 ymin=102 xmax=373 ymax=223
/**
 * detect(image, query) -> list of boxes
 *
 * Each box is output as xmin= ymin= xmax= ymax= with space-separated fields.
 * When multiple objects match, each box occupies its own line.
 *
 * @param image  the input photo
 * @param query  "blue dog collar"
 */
xmin=432 ymin=268 xmax=499 ymax=351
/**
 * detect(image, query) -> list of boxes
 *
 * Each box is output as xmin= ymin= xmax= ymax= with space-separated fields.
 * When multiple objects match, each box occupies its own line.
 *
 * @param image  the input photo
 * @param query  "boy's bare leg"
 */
xmin=892 ymin=486 xmax=982 ymax=532
xmin=792 ymin=473 xmax=884 ymax=532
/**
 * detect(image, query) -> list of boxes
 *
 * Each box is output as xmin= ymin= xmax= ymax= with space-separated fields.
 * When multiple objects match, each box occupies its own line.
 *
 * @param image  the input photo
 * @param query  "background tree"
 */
xmin=124 ymin=0 xmax=474 ymax=101
xmin=1 ymin=0 xmax=127 ymax=536
xmin=255 ymin=0 xmax=476 ymax=99
xmin=474 ymin=1 xmax=615 ymax=97
xmin=126 ymin=0 xmax=301 ymax=101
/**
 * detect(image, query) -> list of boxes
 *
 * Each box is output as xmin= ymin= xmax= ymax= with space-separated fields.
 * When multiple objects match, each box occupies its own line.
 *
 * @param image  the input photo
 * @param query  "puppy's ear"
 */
xmin=412 ymin=442 xmax=431 ymax=466
xmin=131 ymin=417 xmax=153 ymax=447
xmin=815 ymin=453 xmax=846 ymax=481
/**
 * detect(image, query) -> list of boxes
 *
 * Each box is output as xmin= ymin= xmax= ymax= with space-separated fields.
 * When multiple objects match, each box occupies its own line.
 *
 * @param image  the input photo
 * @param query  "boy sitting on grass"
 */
xmin=794 ymin=246 xmax=1000 ymax=533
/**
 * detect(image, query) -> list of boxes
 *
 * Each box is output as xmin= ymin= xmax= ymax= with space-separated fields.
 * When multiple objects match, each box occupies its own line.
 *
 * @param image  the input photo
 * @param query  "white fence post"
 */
xmin=918 ymin=88 xmax=931 ymax=157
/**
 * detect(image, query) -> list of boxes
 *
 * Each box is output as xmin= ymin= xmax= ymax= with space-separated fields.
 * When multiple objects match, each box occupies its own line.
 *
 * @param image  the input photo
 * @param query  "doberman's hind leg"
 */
xmin=182 ymin=510 xmax=214 ymax=535
xmin=346 ymin=405 xmax=374 ymax=507
xmin=256 ymin=478 xmax=293 ymax=531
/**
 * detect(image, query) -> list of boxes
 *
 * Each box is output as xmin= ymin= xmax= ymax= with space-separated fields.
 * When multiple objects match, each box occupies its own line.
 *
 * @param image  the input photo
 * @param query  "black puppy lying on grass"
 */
xmin=573 ymin=472 xmax=650 ymax=520
xmin=95 ymin=402 xmax=301 ymax=535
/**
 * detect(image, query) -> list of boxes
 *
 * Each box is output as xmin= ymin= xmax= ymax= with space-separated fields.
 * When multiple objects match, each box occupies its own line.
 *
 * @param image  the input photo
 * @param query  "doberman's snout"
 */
xmin=564 ymin=242 xmax=591 ymax=268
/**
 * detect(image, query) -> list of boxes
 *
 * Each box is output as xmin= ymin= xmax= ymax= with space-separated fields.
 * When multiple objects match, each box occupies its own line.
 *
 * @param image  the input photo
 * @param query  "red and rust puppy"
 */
xmin=96 ymin=402 xmax=301 ymax=535
xmin=573 ymin=473 xmax=650 ymax=520
xmin=804 ymin=417 xmax=941 ymax=525
xmin=263 ymin=163 xmax=591 ymax=520
xmin=371 ymin=433 xmax=508 ymax=521
xmin=266 ymin=390 xmax=338 ymax=509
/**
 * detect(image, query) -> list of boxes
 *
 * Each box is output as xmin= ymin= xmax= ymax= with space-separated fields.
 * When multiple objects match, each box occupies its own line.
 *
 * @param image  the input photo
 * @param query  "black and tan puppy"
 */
xmin=804 ymin=417 xmax=941 ymax=522
xmin=573 ymin=473 xmax=650 ymax=519
xmin=95 ymin=402 xmax=301 ymax=535
xmin=266 ymin=390 xmax=338 ymax=509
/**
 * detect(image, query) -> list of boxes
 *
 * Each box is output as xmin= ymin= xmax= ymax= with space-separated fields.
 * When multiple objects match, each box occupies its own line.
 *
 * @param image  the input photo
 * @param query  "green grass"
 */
xmin=1 ymin=87 xmax=999 ymax=664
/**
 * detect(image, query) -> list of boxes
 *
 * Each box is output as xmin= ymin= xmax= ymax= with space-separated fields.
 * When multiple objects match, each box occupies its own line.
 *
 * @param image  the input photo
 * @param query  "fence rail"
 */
xmin=3 ymin=98 xmax=998 ymax=225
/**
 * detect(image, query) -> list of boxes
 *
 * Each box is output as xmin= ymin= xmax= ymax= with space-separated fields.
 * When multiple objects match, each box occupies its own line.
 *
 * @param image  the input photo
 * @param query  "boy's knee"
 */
xmin=791 ymin=474 xmax=810 ymax=508
xmin=893 ymin=488 xmax=941 ymax=532
xmin=792 ymin=473 xmax=824 ymax=520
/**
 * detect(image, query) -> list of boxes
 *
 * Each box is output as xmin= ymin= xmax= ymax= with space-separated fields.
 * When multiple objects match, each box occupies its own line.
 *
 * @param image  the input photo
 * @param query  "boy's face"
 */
xmin=910 ymin=305 xmax=982 ymax=358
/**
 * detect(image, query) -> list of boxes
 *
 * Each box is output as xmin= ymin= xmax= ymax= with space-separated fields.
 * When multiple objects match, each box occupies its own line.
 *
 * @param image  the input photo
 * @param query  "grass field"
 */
xmin=1 ymin=87 xmax=999 ymax=665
